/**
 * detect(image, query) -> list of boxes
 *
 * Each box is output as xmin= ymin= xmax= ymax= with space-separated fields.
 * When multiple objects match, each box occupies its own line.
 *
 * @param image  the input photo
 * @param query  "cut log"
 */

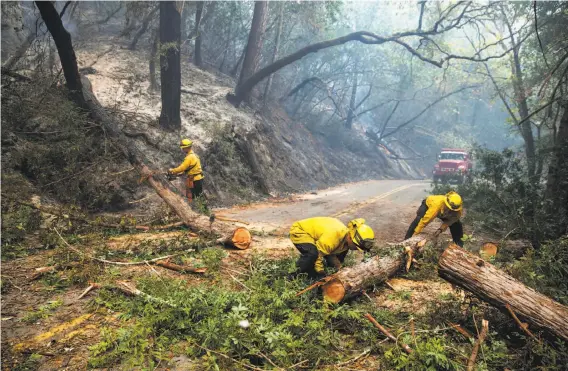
xmin=479 ymin=242 xmax=498 ymax=260
xmin=216 ymin=227 xmax=252 ymax=250
xmin=475 ymin=239 xmax=532 ymax=260
xmin=320 ymin=236 xmax=428 ymax=303
xmin=438 ymin=244 xmax=568 ymax=341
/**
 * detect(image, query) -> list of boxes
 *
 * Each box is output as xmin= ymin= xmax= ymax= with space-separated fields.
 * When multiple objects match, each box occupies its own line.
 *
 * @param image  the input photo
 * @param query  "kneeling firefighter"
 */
xmin=167 ymin=139 xmax=206 ymax=206
xmin=289 ymin=217 xmax=375 ymax=279
xmin=404 ymin=191 xmax=464 ymax=246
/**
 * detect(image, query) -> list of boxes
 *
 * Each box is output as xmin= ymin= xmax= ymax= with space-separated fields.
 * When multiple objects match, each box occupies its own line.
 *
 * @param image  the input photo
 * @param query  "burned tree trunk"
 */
xmin=34 ymin=1 xmax=84 ymax=106
xmin=345 ymin=71 xmax=358 ymax=129
xmin=2 ymin=32 xmax=36 ymax=71
xmin=230 ymin=47 xmax=246 ymax=78
xmin=320 ymin=236 xmax=427 ymax=303
xmin=159 ymin=1 xmax=181 ymax=131
xmin=545 ymin=105 xmax=568 ymax=239
xmin=439 ymin=244 xmax=568 ymax=341
xmin=192 ymin=1 xmax=204 ymax=67
xmin=149 ymin=29 xmax=159 ymax=91
xmin=233 ymin=1 xmax=267 ymax=104
xmin=262 ymin=2 xmax=284 ymax=105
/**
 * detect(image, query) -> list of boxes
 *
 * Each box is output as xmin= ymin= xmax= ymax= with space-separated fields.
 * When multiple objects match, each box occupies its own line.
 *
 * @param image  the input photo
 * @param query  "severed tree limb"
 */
xmin=467 ymin=319 xmax=489 ymax=371
xmin=115 ymin=280 xmax=176 ymax=307
xmin=295 ymin=276 xmax=333 ymax=297
xmin=30 ymin=266 xmax=56 ymax=281
xmin=228 ymin=273 xmax=252 ymax=292
xmin=54 ymin=228 xmax=180 ymax=266
xmin=449 ymin=322 xmax=474 ymax=340
xmin=78 ymin=283 xmax=100 ymax=299
xmin=335 ymin=348 xmax=371 ymax=367
xmin=5 ymin=197 xmax=150 ymax=231
xmin=364 ymin=313 xmax=413 ymax=354
xmin=154 ymin=260 xmax=207 ymax=274
xmin=506 ymin=304 xmax=540 ymax=342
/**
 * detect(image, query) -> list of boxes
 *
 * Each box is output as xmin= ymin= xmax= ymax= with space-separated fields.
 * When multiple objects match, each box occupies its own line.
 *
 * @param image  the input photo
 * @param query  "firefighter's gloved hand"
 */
xmin=433 ymin=228 xmax=443 ymax=238
xmin=166 ymin=171 xmax=176 ymax=181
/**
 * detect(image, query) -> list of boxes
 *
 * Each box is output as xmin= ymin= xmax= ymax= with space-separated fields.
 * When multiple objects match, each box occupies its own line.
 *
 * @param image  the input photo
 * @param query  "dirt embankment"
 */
xmin=73 ymin=33 xmax=421 ymax=208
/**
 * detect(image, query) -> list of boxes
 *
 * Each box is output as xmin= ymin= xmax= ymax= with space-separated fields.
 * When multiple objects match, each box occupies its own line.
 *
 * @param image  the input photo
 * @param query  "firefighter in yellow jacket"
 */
xmin=405 ymin=191 xmax=464 ymax=246
xmin=168 ymin=139 xmax=205 ymax=203
xmin=289 ymin=217 xmax=375 ymax=278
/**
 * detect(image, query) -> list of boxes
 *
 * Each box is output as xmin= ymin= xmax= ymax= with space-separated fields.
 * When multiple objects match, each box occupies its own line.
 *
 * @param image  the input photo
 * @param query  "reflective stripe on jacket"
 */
xmin=290 ymin=217 xmax=348 ymax=273
xmin=414 ymin=195 xmax=462 ymax=235
xmin=170 ymin=151 xmax=204 ymax=181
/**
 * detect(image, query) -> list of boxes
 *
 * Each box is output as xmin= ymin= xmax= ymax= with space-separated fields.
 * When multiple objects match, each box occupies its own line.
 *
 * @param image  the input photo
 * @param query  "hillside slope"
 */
xmin=76 ymin=37 xmax=420 ymax=206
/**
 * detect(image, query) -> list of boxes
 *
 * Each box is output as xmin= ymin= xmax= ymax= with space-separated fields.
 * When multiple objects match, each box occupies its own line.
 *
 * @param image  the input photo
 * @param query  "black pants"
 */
xmin=191 ymin=179 xmax=204 ymax=199
xmin=405 ymin=199 xmax=464 ymax=247
xmin=294 ymin=243 xmax=348 ymax=278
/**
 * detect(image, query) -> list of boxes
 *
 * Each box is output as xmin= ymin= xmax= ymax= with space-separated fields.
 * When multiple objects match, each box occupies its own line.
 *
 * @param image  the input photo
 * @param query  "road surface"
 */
xmin=217 ymin=179 xmax=431 ymax=247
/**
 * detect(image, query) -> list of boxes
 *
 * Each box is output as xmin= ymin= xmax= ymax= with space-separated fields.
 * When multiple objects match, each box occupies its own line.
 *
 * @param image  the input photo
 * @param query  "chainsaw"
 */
xmin=166 ymin=172 xmax=179 ymax=181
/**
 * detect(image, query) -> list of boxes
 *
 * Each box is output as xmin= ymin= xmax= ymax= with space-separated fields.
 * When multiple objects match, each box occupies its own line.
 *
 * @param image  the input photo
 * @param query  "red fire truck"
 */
xmin=432 ymin=148 xmax=472 ymax=184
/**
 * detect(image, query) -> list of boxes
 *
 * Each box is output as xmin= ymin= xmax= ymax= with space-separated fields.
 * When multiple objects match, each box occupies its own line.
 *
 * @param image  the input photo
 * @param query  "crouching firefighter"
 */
xmin=167 ymin=139 xmax=206 ymax=207
xmin=289 ymin=217 xmax=375 ymax=279
xmin=405 ymin=191 xmax=464 ymax=246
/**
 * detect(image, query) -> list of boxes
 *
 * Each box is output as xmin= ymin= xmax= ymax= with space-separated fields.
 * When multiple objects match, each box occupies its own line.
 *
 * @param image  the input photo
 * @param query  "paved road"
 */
xmin=217 ymin=180 xmax=430 ymax=241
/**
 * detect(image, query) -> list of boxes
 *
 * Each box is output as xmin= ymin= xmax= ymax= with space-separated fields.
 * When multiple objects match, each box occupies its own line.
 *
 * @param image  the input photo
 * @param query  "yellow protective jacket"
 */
xmin=169 ymin=150 xmax=204 ymax=181
xmin=414 ymin=195 xmax=462 ymax=235
xmin=289 ymin=217 xmax=349 ymax=273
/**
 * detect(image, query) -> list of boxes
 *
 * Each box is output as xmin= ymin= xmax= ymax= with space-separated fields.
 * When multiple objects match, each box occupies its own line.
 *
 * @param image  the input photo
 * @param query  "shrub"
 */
xmin=1 ymin=79 xmax=139 ymax=211
xmin=432 ymin=147 xmax=543 ymax=242
xmin=510 ymin=237 xmax=568 ymax=305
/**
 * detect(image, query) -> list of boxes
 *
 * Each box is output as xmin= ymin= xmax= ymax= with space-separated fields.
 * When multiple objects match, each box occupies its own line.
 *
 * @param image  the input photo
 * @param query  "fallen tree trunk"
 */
xmin=438 ymin=244 xmax=568 ymax=341
xmin=81 ymin=78 xmax=244 ymax=240
xmin=320 ymin=236 xmax=428 ymax=303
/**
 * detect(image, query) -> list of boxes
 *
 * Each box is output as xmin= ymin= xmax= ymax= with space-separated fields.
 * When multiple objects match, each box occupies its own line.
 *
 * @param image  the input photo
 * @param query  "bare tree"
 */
xmin=159 ymin=1 xmax=182 ymax=131
xmin=34 ymin=1 xmax=84 ymax=106
xmin=235 ymin=1 xmax=268 ymax=104
xmin=345 ymin=68 xmax=358 ymax=129
xmin=262 ymin=2 xmax=284 ymax=105
xmin=128 ymin=5 xmax=159 ymax=50
xmin=192 ymin=1 xmax=205 ymax=67
xmin=149 ymin=28 xmax=159 ymax=91
xmin=545 ymin=103 xmax=568 ymax=238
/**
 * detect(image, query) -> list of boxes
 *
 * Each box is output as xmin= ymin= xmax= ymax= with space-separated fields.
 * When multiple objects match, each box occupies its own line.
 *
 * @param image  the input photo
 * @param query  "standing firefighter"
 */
xmin=405 ymin=191 xmax=464 ymax=246
xmin=289 ymin=217 xmax=375 ymax=279
xmin=168 ymin=139 xmax=205 ymax=205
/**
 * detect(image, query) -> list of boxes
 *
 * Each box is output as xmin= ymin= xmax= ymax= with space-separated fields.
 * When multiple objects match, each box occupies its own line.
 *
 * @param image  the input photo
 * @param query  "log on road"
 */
xmin=438 ymin=244 xmax=568 ymax=341
xmin=321 ymin=236 xmax=428 ymax=303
